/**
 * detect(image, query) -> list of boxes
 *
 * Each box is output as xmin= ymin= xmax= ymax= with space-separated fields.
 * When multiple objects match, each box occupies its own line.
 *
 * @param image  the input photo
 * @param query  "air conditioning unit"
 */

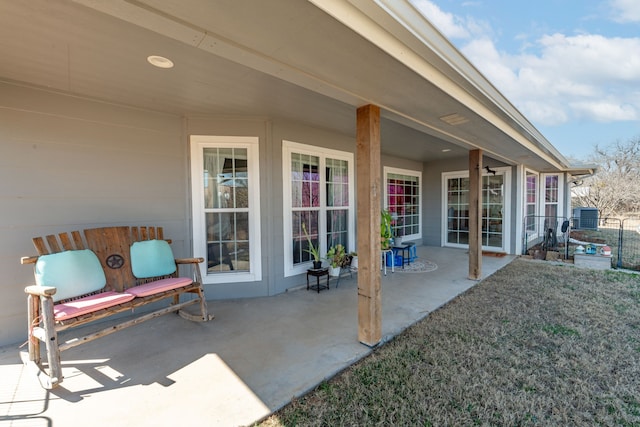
xmin=573 ymin=207 xmax=598 ymax=230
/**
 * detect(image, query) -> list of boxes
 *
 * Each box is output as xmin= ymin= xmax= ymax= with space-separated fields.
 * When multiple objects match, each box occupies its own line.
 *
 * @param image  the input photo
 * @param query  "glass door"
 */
xmin=482 ymin=175 xmax=504 ymax=248
xmin=445 ymin=172 xmax=507 ymax=251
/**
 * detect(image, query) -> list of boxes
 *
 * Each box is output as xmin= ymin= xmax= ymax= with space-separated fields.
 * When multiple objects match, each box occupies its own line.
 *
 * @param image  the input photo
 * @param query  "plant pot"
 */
xmin=313 ymin=260 xmax=322 ymax=269
xmin=350 ymin=256 xmax=358 ymax=269
xmin=329 ymin=266 xmax=341 ymax=277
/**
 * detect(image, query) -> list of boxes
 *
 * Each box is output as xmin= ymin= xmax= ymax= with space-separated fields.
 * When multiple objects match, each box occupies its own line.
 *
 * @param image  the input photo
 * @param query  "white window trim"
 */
xmin=524 ymin=169 xmax=540 ymax=239
xmin=441 ymin=168 xmax=511 ymax=252
xmin=190 ymin=135 xmax=262 ymax=284
xmin=383 ymin=166 xmax=422 ymax=241
xmin=541 ymin=172 xmax=565 ymax=220
xmin=282 ymin=140 xmax=355 ymax=277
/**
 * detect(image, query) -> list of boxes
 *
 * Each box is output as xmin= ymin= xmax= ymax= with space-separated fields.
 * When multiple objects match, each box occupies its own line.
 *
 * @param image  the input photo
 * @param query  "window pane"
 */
xmin=206 ymin=211 xmax=250 ymax=273
xmin=203 ymin=148 xmax=248 ymax=209
xmin=545 ymin=175 xmax=558 ymax=203
xmin=326 ymin=158 xmax=349 ymax=208
xmin=292 ymin=211 xmax=319 ymax=264
xmin=526 ymin=173 xmax=537 ymax=232
xmin=292 ymin=154 xmax=320 ymax=208
xmin=207 ymin=212 xmax=232 ymax=272
xmin=227 ymin=213 xmax=250 ymax=272
xmin=327 ymin=209 xmax=348 ymax=248
xmin=387 ymin=172 xmax=420 ymax=238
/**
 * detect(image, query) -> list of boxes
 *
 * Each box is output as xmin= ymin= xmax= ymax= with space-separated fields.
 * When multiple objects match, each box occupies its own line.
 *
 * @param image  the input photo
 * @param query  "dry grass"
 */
xmin=259 ymin=259 xmax=640 ymax=426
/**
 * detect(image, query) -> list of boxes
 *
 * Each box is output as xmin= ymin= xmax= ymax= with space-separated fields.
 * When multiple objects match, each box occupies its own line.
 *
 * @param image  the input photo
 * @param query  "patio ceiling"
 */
xmin=0 ymin=0 xmax=571 ymax=171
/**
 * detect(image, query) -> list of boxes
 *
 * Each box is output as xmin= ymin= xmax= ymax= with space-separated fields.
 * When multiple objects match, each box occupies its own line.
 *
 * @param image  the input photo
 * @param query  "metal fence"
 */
xmin=619 ymin=217 xmax=640 ymax=270
xmin=522 ymin=215 xmax=571 ymax=258
xmin=522 ymin=215 xmax=640 ymax=271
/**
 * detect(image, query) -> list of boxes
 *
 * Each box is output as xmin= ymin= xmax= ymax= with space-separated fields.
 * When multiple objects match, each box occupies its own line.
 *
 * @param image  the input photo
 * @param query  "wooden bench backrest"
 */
xmin=32 ymin=226 xmax=169 ymax=293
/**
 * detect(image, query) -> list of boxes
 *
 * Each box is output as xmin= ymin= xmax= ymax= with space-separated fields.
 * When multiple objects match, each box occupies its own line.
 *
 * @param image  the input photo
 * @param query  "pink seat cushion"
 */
xmin=54 ymin=291 xmax=135 ymax=321
xmin=125 ymin=277 xmax=193 ymax=298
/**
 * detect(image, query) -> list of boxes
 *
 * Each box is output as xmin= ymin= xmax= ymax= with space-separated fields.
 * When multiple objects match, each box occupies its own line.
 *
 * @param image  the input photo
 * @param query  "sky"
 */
xmin=411 ymin=0 xmax=640 ymax=161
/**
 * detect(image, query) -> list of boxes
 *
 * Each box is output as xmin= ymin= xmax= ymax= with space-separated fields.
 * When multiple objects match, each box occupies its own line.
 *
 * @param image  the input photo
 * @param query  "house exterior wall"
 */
xmin=0 ymin=81 xmax=188 ymax=346
xmin=0 ymin=79 xmax=562 ymax=347
xmin=1 ymin=82 xmax=424 ymax=346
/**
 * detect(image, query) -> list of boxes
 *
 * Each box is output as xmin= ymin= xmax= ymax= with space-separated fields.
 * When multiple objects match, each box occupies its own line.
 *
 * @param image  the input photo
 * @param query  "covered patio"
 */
xmin=1 ymin=247 xmax=513 ymax=427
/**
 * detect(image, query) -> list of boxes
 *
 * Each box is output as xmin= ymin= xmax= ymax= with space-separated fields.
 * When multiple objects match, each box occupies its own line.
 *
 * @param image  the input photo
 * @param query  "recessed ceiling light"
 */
xmin=147 ymin=55 xmax=174 ymax=69
xmin=439 ymin=113 xmax=469 ymax=126
xmin=442 ymin=148 xmax=452 ymax=152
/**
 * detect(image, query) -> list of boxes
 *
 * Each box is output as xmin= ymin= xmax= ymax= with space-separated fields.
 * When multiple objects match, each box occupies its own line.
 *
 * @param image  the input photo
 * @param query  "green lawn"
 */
xmin=259 ymin=259 xmax=640 ymax=426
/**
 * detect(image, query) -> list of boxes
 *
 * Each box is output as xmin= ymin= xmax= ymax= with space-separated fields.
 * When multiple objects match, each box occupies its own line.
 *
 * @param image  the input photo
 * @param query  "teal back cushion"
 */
xmin=35 ymin=249 xmax=107 ymax=303
xmin=130 ymin=240 xmax=176 ymax=279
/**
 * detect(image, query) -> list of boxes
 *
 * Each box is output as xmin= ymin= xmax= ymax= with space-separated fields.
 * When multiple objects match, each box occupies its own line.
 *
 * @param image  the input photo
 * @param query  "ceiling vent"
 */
xmin=439 ymin=113 xmax=469 ymax=126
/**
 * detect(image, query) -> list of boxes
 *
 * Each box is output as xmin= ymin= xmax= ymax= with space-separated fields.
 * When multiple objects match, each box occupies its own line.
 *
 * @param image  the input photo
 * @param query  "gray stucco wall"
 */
xmin=1 ymin=79 xmax=524 ymax=347
xmin=1 ymin=81 xmax=187 ymax=346
xmin=2 ymin=82 xmax=423 ymax=346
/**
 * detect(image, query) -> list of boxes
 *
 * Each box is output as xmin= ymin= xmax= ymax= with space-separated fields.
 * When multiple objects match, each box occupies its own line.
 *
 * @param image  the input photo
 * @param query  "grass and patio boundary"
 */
xmin=260 ymin=259 xmax=640 ymax=426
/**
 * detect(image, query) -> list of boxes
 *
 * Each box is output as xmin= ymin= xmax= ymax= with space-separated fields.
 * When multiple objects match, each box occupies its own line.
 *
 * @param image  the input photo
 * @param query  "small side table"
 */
xmin=307 ymin=268 xmax=330 ymax=293
xmin=392 ymin=244 xmax=410 ymax=269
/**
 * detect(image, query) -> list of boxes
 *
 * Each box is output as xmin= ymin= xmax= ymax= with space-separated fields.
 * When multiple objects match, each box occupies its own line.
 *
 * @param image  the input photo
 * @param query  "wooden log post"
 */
xmin=356 ymin=104 xmax=382 ymax=347
xmin=469 ymin=149 xmax=483 ymax=280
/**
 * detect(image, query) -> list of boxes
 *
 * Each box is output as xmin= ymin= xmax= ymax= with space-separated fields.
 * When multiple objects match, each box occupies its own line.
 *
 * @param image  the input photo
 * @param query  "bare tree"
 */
xmin=572 ymin=136 xmax=640 ymax=218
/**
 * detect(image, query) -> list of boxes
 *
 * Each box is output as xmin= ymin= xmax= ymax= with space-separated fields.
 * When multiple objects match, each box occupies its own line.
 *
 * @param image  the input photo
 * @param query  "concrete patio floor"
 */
xmin=0 ymin=247 xmax=514 ymax=427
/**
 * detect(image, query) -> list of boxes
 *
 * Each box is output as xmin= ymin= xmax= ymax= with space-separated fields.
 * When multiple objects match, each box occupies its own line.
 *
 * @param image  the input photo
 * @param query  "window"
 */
xmin=190 ymin=136 xmax=261 ymax=284
xmin=482 ymin=174 xmax=505 ymax=248
xmin=384 ymin=167 xmax=422 ymax=241
xmin=544 ymin=174 xmax=560 ymax=218
xmin=443 ymin=168 xmax=510 ymax=251
xmin=525 ymin=171 xmax=538 ymax=234
xmin=283 ymin=141 xmax=354 ymax=277
xmin=543 ymin=173 xmax=563 ymax=228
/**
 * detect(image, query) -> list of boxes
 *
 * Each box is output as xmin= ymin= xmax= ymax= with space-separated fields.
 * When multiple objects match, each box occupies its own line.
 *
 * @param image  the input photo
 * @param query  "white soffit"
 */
xmin=70 ymin=0 xmax=364 ymax=108
xmin=71 ymin=0 xmax=568 ymax=171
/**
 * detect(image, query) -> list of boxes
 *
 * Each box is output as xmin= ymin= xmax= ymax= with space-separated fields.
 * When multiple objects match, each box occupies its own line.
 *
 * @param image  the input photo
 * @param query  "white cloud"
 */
xmin=610 ymin=0 xmax=640 ymax=23
xmin=569 ymin=101 xmax=637 ymax=122
xmin=412 ymin=0 xmax=640 ymax=126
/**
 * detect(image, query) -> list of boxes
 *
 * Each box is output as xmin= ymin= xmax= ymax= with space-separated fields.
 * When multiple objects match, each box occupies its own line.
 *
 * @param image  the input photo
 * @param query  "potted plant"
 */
xmin=348 ymin=251 xmax=358 ymax=269
xmin=325 ymin=243 xmax=347 ymax=276
xmin=302 ymin=223 xmax=322 ymax=269
xmin=380 ymin=209 xmax=394 ymax=250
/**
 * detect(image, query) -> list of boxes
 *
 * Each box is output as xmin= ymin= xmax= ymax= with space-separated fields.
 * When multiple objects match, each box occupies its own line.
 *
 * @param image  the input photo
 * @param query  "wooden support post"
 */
xmin=356 ymin=104 xmax=382 ymax=347
xmin=469 ymin=149 xmax=483 ymax=280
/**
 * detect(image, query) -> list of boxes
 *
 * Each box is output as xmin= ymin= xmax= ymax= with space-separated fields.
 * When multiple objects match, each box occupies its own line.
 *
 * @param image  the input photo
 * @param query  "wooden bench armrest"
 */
xmin=175 ymin=257 xmax=204 ymax=264
xmin=25 ymin=285 xmax=57 ymax=297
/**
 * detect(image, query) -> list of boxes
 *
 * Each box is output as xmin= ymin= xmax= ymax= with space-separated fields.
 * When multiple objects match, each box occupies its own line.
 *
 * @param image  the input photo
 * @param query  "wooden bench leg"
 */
xmin=40 ymin=297 xmax=63 ymax=389
xmin=195 ymin=286 xmax=213 ymax=321
xmin=24 ymin=294 xmax=61 ymax=388
xmin=177 ymin=287 xmax=213 ymax=322
xmin=27 ymin=294 xmax=41 ymax=365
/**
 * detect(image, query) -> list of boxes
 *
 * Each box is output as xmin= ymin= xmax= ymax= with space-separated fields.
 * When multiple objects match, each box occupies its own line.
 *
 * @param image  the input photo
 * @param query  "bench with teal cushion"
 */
xmin=22 ymin=226 xmax=211 ymax=389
